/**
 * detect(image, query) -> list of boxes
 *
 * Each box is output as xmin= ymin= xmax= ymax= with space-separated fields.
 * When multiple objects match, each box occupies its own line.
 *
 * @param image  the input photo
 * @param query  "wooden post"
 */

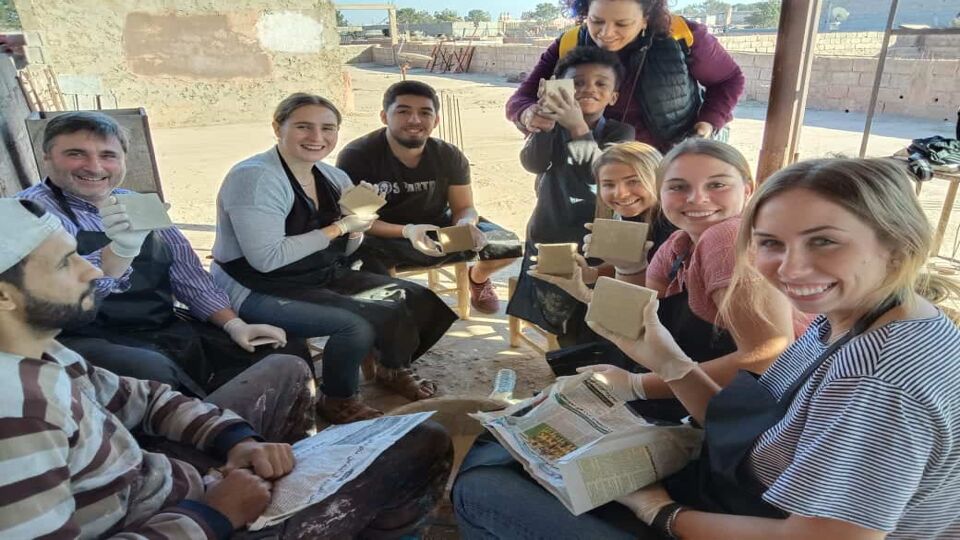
xmin=756 ymin=0 xmax=823 ymax=183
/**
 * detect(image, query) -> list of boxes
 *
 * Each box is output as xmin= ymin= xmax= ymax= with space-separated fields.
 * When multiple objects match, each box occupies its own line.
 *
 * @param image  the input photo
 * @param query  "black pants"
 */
xmin=61 ymin=312 xmax=312 ymax=397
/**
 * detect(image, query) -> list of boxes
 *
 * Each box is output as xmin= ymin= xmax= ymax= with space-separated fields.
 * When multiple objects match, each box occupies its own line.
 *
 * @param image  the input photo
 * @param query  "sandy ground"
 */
xmin=151 ymin=63 xmax=959 ymax=411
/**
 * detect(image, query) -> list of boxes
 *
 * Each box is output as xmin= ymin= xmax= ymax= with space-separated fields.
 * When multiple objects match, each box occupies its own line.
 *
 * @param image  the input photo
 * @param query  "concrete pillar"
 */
xmin=388 ymin=7 xmax=398 ymax=45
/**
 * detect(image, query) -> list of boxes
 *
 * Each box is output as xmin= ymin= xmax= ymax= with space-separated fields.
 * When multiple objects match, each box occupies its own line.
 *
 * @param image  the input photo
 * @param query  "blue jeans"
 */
xmin=239 ymin=291 xmax=376 ymax=398
xmin=452 ymin=438 xmax=660 ymax=539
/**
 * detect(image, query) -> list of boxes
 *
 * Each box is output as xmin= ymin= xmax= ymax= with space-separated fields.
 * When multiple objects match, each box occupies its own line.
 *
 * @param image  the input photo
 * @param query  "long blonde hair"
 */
xmin=721 ymin=157 xmax=960 ymax=327
xmin=592 ymin=141 xmax=662 ymax=220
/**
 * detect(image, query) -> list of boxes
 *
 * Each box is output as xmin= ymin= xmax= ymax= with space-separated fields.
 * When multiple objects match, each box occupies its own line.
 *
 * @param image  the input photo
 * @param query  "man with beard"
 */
xmin=337 ymin=80 xmax=521 ymax=314
xmin=0 ymin=198 xmax=453 ymax=538
xmin=18 ymin=112 xmax=307 ymax=396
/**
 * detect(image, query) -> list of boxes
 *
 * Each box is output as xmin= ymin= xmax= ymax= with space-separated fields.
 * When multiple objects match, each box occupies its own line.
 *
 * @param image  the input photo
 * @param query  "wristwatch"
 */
xmin=652 ymin=502 xmax=687 ymax=539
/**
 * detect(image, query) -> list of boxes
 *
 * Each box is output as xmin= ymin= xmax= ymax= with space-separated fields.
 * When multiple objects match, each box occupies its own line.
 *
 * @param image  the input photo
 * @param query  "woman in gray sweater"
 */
xmin=212 ymin=93 xmax=457 ymax=424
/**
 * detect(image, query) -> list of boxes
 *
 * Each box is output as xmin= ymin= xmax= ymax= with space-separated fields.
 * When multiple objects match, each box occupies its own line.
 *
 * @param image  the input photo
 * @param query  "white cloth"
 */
xmin=0 ymin=198 xmax=62 ymax=273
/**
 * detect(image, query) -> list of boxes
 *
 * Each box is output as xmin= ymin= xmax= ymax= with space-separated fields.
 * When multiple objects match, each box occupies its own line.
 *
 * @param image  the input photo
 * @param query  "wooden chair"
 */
xmin=392 ymin=261 xmax=471 ymax=320
xmin=507 ymin=276 xmax=560 ymax=355
xmin=26 ymin=108 xmax=165 ymax=200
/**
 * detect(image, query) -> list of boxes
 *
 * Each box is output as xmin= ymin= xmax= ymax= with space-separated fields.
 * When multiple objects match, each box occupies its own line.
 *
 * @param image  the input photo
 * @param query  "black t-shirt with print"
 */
xmin=336 ymin=128 xmax=471 ymax=226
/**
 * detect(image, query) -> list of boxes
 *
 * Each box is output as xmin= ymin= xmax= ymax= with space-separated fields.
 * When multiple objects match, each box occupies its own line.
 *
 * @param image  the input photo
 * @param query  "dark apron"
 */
xmin=506 ymin=239 xmax=589 ymax=339
xmin=217 ymin=149 xmax=457 ymax=369
xmin=546 ymin=251 xmax=737 ymax=422
xmin=664 ymin=299 xmax=898 ymax=518
xmin=48 ymin=181 xmax=307 ymax=396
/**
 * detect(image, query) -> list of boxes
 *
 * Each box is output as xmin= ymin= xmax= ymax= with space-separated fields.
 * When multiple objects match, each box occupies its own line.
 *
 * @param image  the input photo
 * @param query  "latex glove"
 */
xmin=334 ymin=214 xmax=377 ymax=235
xmin=223 ymin=438 xmax=295 ymax=480
xmin=456 ymin=218 xmax=488 ymax=251
xmin=223 ymin=318 xmax=287 ymax=353
xmin=583 ymin=223 xmax=652 ymax=276
xmin=520 ymin=102 xmax=556 ymax=133
xmin=576 ymin=364 xmax=646 ymax=400
xmin=528 ymin=252 xmax=594 ymax=304
xmin=402 ymin=223 xmax=443 ymax=257
xmin=616 ymin=483 xmax=675 ymax=525
xmin=587 ymin=298 xmax=695 ymax=382
xmin=99 ymin=197 xmax=150 ymax=258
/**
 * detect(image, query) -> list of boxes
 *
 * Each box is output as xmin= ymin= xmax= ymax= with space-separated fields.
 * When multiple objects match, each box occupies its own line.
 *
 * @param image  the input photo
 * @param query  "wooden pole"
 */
xmin=756 ymin=0 xmax=823 ymax=183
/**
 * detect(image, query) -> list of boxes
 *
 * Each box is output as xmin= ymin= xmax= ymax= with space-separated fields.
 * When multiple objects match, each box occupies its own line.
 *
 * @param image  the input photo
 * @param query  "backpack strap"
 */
xmin=558 ymin=25 xmax=581 ymax=59
xmin=670 ymin=15 xmax=694 ymax=49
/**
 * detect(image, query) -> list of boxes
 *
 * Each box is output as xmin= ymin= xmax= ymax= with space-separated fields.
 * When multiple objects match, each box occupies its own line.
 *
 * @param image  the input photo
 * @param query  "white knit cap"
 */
xmin=0 ymin=198 xmax=63 ymax=274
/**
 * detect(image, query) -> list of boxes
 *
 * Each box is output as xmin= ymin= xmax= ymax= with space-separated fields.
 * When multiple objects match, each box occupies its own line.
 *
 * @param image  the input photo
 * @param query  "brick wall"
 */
xmin=717 ymin=31 xmax=960 ymax=59
xmin=367 ymin=35 xmax=960 ymax=121
xmin=733 ymin=52 xmax=959 ymax=122
xmin=0 ymin=54 xmax=38 ymax=196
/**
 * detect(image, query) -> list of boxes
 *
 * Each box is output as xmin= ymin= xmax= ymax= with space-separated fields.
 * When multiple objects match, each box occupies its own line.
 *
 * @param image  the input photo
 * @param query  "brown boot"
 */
xmin=316 ymin=394 xmax=383 ymax=425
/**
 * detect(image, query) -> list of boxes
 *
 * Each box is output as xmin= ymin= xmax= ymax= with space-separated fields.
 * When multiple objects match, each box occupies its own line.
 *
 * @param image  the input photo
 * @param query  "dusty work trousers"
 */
xmin=147 ymin=354 xmax=454 ymax=539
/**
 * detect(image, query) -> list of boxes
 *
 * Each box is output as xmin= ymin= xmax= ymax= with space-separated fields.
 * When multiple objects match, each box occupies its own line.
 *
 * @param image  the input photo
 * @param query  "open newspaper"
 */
xmin=472 ymin=373 xmax=701 ymax=515
xmin=249 ymin=411 xmax=434 ymax=530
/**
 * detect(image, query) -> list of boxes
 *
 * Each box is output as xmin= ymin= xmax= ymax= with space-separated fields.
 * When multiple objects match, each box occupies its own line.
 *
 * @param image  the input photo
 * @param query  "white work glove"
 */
xmin=456 ymin=218 xmax=489 ymax=252
xmin=576 ymin=364 xmax=646 ymax=400
xmin=587 ymin=298 xmax=696 ymax=382
xmin=334 ymin=214 xmax=377 ymax=235
xmin=99 ymin=197 xmax=150 ymax=259
xmin=616 ymin=483 xmax=676 ymax=525
xmin=223 ymin=318 xmax=287 ymax=353
xmin=583 ymin=223 xmax=652 ymax=276
xmin=402 ymin=223 xmax=443 ymax=257
xmin=528 ymin=252 xmax=596 ymax=304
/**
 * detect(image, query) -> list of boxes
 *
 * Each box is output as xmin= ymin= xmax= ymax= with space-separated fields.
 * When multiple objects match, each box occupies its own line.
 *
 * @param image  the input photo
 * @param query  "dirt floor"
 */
xmin=152 ymin=63 xmax=959 ymax=408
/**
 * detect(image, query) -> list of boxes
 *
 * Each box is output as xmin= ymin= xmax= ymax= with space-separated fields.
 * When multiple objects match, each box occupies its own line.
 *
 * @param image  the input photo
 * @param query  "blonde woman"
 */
xmin=537 ymin=139 xmax=805 ymax=421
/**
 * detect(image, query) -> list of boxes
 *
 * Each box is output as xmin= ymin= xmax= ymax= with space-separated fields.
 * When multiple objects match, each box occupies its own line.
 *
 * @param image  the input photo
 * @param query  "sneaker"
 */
xmin=469 ymin=274 xmax=500 ymax=314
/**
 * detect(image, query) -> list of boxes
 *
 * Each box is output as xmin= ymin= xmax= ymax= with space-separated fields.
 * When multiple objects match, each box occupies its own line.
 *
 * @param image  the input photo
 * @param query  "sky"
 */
xmin=340 ymin=0 xmax=698 ymax=25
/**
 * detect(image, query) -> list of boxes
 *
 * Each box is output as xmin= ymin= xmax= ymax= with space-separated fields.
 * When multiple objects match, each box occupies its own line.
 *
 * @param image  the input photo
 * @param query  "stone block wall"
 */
xmin=12 ymin=0 xmax=346 ymax=127
xmin=372 ymin=42 xmax=547 ymax=77
xmin=717 ymin=31 xmax=960 ymax=59
xmin=368 ymin=32 xmax=959 ymax=121
xmin=733 ymin=52 xmax=959 ymax=121
xmin=0 ymin=54 xmax=38 ymax=195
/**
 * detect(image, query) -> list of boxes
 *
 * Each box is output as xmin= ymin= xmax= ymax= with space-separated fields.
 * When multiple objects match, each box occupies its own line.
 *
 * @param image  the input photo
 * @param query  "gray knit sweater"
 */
xmin=211 ymin=147 xmax=359 ymax=309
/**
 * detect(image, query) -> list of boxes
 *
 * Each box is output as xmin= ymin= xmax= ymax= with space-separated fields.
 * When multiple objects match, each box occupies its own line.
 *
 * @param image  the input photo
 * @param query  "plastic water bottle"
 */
xmin=489 ymin=368 xmax=517 ymax=402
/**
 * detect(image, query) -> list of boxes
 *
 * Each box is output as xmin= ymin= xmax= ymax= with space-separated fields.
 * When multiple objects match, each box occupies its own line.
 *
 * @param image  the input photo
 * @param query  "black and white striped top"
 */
xmin=748 ymin=312 xmax=960 ymax=538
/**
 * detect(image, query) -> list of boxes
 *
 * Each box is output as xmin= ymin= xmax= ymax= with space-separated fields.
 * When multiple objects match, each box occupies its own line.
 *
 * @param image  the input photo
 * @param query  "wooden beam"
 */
xmin=756 ymin=0 xmax=823 ymax=183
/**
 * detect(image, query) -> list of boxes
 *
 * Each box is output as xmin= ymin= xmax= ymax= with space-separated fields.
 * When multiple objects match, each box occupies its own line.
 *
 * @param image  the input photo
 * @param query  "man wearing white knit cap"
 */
xmin=18 ymin=111 xmax=311 ymax=396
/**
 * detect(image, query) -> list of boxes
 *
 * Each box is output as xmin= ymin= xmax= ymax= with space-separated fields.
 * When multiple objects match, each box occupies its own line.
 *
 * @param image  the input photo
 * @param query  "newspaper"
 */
xmin=249 ymin=411 xmax=434 ymax=530
xmin=471 ymin=373 xmax=702 ymax=515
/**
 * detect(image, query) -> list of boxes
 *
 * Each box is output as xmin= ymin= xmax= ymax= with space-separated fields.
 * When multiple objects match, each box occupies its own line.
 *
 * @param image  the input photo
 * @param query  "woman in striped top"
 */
xmin=599 ymin=157 xmax=960 ymax=539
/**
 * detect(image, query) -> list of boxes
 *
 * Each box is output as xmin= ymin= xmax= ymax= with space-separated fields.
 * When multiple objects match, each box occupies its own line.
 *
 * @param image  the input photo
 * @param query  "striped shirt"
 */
xmin=0 ymin=342 xmax=254 ymax=539
xmin=748 ymin=312 xmax=960 ymax=538
xmin=18 ymin=182 xmax=232 ymax=320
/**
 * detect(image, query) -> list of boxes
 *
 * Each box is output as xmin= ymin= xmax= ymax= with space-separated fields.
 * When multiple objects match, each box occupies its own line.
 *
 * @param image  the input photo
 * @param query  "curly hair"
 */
xmin=553 ymin=46 xmax=626 ymax=86
xmin=564 ymin=0 xmax=672 ymax=36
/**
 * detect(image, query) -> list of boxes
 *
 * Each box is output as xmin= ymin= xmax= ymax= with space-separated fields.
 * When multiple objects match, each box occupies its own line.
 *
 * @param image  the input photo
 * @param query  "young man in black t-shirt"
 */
xmin=336 ymin=81 xmax=521 ymax=314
